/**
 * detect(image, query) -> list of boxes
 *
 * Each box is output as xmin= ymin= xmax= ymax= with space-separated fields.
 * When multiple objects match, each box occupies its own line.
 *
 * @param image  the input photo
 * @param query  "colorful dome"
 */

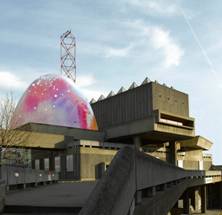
xmin=11 ymin=74 xmax=98 ymax=130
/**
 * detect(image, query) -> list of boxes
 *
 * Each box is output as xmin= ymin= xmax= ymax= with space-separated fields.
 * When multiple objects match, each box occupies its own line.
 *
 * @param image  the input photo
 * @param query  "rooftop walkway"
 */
xmin=3 ymin=181 xmax=96 ymax=214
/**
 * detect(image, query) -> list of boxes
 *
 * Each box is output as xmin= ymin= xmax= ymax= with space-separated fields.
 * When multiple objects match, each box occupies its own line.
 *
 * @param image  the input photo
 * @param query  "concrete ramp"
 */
xmin=79 ymin=147 xmax=222 ymax=215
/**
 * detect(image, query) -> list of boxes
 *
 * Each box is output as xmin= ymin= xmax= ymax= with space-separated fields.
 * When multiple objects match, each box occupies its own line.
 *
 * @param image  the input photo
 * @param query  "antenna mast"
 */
xmin=60 ymin=30 xmax=76 ymax=82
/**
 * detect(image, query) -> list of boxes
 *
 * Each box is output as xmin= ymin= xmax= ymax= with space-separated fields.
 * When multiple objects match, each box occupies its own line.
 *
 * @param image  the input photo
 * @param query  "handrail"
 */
xmin=1 ymin=165 xmax=59 ymax=186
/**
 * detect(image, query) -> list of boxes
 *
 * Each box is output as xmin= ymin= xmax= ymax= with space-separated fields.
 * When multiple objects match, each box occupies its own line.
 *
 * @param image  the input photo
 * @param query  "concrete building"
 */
xmin=24 ymin=80 xmax=213 ymax=181
xmin=2 ymin=75 xmax=222 ymax=214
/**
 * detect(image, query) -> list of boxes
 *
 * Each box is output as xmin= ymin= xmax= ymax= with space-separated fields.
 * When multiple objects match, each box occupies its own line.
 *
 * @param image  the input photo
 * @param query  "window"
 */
xmin=177 ymin=160 xmax=183 ymax=168
xmin=55 ymin=156 xmax=61 ymax=172
xmin=199 ymin=160 xmax=204 ymax=170
xmin=35 ymin=159 xmax=40 ymax=170
xmin=66 ymin=155 xmax=73 ymax=172
xmin=44 ymin=158 xmax=49 ymax=171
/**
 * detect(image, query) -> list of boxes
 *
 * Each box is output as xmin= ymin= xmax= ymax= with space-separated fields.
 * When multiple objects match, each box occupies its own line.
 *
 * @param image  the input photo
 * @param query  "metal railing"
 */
xmin=1 ymin=164 xmax=58 ymax=188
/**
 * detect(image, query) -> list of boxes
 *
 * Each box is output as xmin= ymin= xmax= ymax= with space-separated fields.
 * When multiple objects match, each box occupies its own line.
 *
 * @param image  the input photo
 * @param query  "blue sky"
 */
xmin=0 ymin=0 xmax=222 ymax=164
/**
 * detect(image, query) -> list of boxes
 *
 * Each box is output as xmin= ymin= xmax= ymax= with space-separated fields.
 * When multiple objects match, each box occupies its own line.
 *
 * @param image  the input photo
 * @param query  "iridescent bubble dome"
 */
xmin=11 ymin=74 xmax=98 ymax=130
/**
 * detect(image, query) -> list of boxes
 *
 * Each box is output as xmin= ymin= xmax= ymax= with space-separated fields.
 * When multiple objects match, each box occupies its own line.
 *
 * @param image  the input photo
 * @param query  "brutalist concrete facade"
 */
xmin=30 ymin=80 xmax=213 ymax=181
xmin=25 ymin=79 xmax=222 ymax=213
xmin=92 ymin=81 xmax=190 ymax=130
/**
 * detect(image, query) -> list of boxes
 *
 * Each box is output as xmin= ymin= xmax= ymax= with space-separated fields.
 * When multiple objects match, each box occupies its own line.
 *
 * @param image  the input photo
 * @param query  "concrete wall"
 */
xmin=59 ymin=144 xmax=81 ymax=180
xmin=92 ymin=83 xmax=153 ymax=130
xmin=92 ymin=82 xmax=190 ymax=130
xmin=31 ymin=149 xmax=61 ymax=170
xmin=31 ymin=141 xmax=212 ymax=182
xmin=79 ymin=147 xmax=136 ymax=215
xmin=183 ymin=160 xmax=199 ymax=170
xmin=143 ymin=144 xmax=168 ymax=161
xmin=152 ymin=82 xmax=189 ymax=117
xmin=31 ymin=143 xmax=118 ymax=181
xmin=144 ymin=146 xmax=211 ymax=171
xmin=177 ymin=150 xmax=212 ymax=170
xmin=80 ymin=147 xmax=116 ymax=180
xmin=203 ymin=154 xmax=212 ymax=170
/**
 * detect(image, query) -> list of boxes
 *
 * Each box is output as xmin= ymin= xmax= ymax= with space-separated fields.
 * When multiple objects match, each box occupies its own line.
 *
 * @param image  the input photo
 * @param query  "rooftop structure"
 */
xmin=91 ymin=79 xmax=195 ymax=144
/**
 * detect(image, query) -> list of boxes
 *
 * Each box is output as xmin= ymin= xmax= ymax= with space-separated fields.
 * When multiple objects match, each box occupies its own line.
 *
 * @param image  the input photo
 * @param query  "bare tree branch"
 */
xmin=0 ymin=93 xmax=30 ymax=165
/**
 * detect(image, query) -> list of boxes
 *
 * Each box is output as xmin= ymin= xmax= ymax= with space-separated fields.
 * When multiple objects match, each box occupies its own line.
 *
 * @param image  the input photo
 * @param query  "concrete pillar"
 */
xmin=183 ymin=190 xmax=192 ymax=214
xmin=60 ymin=155 xmax=66 ymax=180
xmin=49 ymin=154 xmax=55 ymax=171
xmin=169 ymin=141 xmax=177 ymax=165
xmin=136 ymin=190 xmax=142 ymax=204
xmin=31 ymin=160 xmax=35 ymax=169
xmin=133 ymin=136 xmax=142 ymax=151
xmin=201 ymin=185 xmax=207 ymax=213
xmin=156 ymin=184 xmax=166 ymax=191
xmin=194 ymin=187 xmax=201 ymax=213
xmin=146 ymin=186 xmax=156 ymax=197
xmin=39 ymin=158 xmax=44 ymax=170
xmin=178 ymin=199 xmax=183 ymax=209
xmin=187 ymin=187 xmax=202 ymax=213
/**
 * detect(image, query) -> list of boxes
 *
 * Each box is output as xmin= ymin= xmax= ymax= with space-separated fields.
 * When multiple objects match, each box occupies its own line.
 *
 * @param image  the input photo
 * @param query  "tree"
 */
xmin=0 ymin=93 xmax=29 ymax=165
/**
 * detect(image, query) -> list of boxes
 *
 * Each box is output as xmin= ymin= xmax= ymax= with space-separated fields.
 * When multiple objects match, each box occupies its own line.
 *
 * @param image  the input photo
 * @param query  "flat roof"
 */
xmin=21 ymin=123 xmax=104 ymax=140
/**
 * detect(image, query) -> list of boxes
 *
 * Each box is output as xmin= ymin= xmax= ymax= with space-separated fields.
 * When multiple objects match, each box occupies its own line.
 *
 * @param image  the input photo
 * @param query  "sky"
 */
xmin=0 ymin=0 xmax=222 ymax=164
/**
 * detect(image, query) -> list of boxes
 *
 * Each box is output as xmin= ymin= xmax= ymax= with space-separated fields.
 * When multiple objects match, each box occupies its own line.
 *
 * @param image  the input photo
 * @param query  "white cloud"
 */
xmin=0 ymin=71 xmax=27 ymax=90
xmin=75 ymin=74 xmax=96 ymax=87
xmin=127 ymin=0 xmax=180 ymax=16
xmin=0 ymin=69 xmax=107 ymax=103
xmin=125 ymin=20 xmax=184 ymax=67
xmin=80 ymin=22 xmax=184 ymax=67
xmin=149 ymin=27 xmax=184 ymax=67
xmin=75 ymin=74 xmax=107 ymax=101
xmin=79 ymin=40 xmax=132 ymax=59
xmin=104 ymin=45 xmax=132 ymax=58
xmin=80 ymin=88 xmax=108 ymax=102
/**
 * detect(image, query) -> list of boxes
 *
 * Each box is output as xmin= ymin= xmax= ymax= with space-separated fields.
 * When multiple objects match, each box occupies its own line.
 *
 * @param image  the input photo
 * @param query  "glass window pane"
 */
xmin=35 ymin=159 xmax=40 ymax=170
xmin=66 ymin=155 xmax=73 ymax=172
xmin=55 ymin=156 xmax=60 ymax=172
xmin=44 ymin=158 xmax=49 ymax=170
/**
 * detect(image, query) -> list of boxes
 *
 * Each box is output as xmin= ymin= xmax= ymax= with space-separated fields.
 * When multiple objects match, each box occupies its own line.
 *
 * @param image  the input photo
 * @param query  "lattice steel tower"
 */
xmin=60 ymin=30 xmax=76 ymax=82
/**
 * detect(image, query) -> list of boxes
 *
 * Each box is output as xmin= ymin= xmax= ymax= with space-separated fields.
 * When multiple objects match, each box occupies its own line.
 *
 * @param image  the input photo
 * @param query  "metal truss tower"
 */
xmin=60 ymin=30 xmax=76 ymax=82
